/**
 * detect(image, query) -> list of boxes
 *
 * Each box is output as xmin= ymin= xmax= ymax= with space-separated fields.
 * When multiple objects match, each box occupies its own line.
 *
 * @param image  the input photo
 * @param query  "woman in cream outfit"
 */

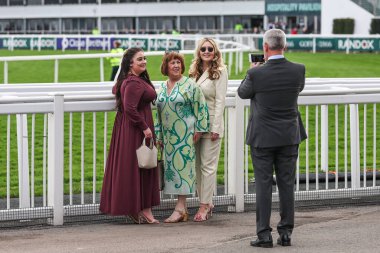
xmin=189 ymin=38 xmax=228 ymax=222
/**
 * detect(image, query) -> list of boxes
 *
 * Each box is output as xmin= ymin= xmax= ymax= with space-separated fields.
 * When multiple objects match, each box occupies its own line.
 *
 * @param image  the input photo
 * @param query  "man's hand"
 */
xmin=210 ymin=132 xmax=219 ymax=141
xmin=194 ymin=132 xmax=202 ymax=144
xmin=250 ymin=62 xmax=262 ymax=68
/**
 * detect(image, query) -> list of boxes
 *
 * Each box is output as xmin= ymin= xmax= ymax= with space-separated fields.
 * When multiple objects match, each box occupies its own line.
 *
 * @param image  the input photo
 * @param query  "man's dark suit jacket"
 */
xmin=238 ymin=58 xmax=307 ymax=148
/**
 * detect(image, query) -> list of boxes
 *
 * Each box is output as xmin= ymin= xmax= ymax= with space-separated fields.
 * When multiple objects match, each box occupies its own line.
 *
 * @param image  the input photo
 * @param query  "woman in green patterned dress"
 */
xmin=155 ymin=52 xmax=209 ymax=223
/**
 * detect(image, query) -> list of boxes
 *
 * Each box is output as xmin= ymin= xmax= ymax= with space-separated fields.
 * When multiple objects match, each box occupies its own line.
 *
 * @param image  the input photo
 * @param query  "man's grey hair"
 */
xmin=263 ymin=29 xmax=287 ymax=50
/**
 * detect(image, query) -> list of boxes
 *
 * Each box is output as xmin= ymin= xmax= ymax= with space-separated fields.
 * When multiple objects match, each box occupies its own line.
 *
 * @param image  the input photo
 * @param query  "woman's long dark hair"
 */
xmin=114 ymin=47 xmax=155 ymax=111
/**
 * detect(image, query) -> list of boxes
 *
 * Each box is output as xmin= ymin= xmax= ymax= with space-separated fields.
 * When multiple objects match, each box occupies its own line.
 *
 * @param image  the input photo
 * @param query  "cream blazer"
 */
xmin=195 ymin=67 xmax=228 ymax=138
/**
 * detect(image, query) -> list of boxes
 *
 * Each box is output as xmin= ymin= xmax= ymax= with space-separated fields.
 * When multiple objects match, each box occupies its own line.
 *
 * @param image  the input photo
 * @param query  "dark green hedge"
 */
xmin=370 ymin=19 xmax=380 ymax=34
xmin=333 ymin=18 xmax=355 ymax=34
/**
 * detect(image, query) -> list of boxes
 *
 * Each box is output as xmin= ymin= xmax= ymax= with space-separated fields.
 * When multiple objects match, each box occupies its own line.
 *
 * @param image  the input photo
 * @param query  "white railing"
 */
xmin=0 ymin=79 xmax=379 ymax=225
xmin=0 ymin=37 xmax=249 ymax=84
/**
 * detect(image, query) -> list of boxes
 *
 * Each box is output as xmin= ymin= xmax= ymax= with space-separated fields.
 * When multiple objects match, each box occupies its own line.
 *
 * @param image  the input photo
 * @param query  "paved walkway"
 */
xmin=1 ymin=205 xmax=379 ymax=253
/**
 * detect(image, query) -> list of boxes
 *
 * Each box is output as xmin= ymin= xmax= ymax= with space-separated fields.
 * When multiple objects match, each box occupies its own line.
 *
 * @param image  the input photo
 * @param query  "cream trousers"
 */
xmin=195 ymin=138 xmax=222 ymax=205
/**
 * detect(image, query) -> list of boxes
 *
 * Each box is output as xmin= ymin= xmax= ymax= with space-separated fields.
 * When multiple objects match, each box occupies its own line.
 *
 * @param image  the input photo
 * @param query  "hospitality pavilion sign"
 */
xmin=265 ymin=0 xmax=321 ymax=15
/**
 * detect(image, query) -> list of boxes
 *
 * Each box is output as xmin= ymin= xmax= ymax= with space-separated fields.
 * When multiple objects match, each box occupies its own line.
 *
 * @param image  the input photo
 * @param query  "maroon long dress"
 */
xmin=99 ymin=75 xmax=160 ymax=215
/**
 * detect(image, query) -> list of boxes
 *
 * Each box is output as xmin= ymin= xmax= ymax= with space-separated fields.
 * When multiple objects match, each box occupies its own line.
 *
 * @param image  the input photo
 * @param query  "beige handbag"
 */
xmin=136 ymin=137 xmax=157 ymax=169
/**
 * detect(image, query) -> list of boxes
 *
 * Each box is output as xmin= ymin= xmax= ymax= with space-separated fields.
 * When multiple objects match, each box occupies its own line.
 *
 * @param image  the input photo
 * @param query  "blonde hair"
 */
xmin=189 ymin=38 xmax=226 ymax=81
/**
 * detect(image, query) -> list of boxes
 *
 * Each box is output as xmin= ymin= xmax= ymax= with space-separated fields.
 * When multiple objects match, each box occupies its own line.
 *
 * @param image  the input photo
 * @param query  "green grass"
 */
xmin=0 ymin=50 xmax=380 ymax=198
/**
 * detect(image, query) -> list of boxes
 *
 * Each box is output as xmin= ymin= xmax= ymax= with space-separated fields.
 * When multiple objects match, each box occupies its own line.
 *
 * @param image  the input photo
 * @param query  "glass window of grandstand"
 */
xmin=62 ymin=18 xmax=97 ymax=34
xmin=130 ymin=0 xmax=157 ymax=2
xmin=62 ymin=18 xmax=79 ymax=34
xmin=10 ymin=0 xmax=24 ymax=5
xmin=224 ymin=15 xmax=262 ymax=34
xmin=0 ymin=19 xmax=25 ymax=34
xmin=62 ymin=0 xmax=79 ymax=4
xmin=268 ymin=15 xmax=320 ymax=34
xmin=29 ymin=19 xmax=60 ymax=34
xmin=102 ymin=0 xmax=117 ymax=3
xmin=180 ymin=16 xmax=220 ymax=34
xmin=81 ymin=0 xmax=97 ymax=3
xmin=0 ymin=20 xmax=16 ymax=34
xmin=0 ymin=0 xmax=7 ymax=5
xmin=80 ymin=18 xmax=97 ymax=34
xmin=27 ymin=19 xmax=45 ymax=34
xmin=45 ymin=0 xmax=60 ymax=4
xmin=0 ymin=21 xmax=8 ymax=33
xmin=139 ymin=17 xmax=175 ymax=34
xmin=26 ymin=0 xmax=43 ymax=5
xmin=102 ymin=17 xmax=135 ymax=34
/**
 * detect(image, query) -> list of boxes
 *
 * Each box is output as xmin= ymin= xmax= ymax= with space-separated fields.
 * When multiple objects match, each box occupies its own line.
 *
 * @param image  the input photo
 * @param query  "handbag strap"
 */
xmin=141 ymin=137 xmax=154 ymax=149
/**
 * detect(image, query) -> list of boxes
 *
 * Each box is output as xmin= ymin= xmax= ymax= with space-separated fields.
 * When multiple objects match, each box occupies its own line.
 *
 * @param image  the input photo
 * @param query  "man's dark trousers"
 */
xmin=251 ymin=144 xmax=299 ymax=238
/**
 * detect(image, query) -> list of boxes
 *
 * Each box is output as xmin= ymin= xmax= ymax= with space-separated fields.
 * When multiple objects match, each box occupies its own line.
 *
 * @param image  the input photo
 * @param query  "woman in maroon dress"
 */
xmin=100 ymin=48 xmax=160 ymax=224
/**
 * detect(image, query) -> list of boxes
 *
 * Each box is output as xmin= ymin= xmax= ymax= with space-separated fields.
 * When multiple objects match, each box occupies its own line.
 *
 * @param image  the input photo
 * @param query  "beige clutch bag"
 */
xmin=136 ymin=137 xmax=157 ymax=169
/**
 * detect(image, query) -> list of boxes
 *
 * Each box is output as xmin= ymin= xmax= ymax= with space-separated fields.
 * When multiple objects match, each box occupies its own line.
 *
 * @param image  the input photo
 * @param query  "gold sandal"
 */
xmin=164 ymin=209 xmax=189 ymax=223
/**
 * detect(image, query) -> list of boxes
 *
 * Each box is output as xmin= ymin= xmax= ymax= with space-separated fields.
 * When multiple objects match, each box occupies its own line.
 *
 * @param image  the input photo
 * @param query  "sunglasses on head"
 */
xmin=200 ymin=47 xmax=214 ymax=53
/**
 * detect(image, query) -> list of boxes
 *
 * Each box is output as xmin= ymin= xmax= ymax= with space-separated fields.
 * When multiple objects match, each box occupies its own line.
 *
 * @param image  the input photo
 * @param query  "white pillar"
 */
xmin=349 ymin=104 xmax=361 ymax=188
xmin=16 ymin=114 xmax=30 ymax=208
xmin=4 ymin=61 xmax=8 ymax=84
xmin=54 ymin=59 xmax=59 ymax=83
xmin=48 ymin=94 xmax=64 ymax=225
xmin=100 ymin=58 xmax=104 ymax=82
xmin=227 ymin=95 xmax=245 ymax=212
xmin=321 ymin=105 xmax=328 ymax=172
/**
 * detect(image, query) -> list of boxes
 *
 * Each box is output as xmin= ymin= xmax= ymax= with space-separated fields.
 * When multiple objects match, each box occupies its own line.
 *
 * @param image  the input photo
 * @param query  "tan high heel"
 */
xmin=194 ymin=204 xmax=213 ymax=222
xmin=209 ymin=204 xmax=214 ymax=217
xmin=139 ymin=212 xmax=160 ymax=224
xmin=164 ymin=209 xmax=189 ymax=223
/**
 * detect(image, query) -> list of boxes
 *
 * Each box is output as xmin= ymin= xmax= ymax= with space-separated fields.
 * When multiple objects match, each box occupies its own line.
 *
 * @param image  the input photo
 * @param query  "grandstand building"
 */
xmin=0 ymin=0 xmax=377 ymax=35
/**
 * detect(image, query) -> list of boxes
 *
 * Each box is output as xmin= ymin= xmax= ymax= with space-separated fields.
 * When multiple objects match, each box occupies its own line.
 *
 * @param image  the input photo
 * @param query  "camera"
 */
xmin=249 ymin=53 xmax=265 ymax=63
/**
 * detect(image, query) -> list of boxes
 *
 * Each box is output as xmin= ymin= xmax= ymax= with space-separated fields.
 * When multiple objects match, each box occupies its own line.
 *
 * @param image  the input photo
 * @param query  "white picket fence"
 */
xmin=0 ymin=79 xmax=379 ymax=226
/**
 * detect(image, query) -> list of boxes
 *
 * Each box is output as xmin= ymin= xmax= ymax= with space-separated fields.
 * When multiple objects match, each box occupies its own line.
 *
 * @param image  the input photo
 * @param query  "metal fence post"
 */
xmin=16 ymin=114 xmax=30 ymax=208
xmin=349 ymin=104 xmax=361 ymax=188
xmin=48 ymin=94 xmax=64 ymax=225
xmin=100 ymin=57 xmax=104 ymax=82
xmin=54 ymin=59 xmax=59 ymax=83
xmin=321 ymin=105 xmax=328 ymax=173
xmin=4 ymin=61 xmax=8 ymax=84
xmin=227 ymin=95 xmax=245 ymax=212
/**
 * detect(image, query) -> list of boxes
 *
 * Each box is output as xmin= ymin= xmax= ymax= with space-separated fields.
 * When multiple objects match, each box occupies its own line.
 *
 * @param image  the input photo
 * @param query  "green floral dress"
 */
xmin=155 ymin=76 xmax=209 ymax=195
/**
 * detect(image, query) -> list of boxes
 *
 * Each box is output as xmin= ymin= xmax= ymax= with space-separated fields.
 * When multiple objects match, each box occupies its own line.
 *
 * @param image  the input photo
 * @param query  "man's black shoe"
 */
xmin=250 ymin=236 xmax=273 ymax=248
xmin=277 ymin=234 xmax=291 ymax=246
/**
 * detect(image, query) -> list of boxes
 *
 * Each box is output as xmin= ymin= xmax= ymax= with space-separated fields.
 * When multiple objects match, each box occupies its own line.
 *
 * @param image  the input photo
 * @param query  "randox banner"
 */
xmin=111 ymin=38 xmax=149 ymax=51
xmin=257 ymin=37 xmax=380 ymax=52
xmin=336 ymin=38 xmax=380 ymax=51
xmin=0 ymin=37 xmax=32 ymax=49
xmin=149 ymin=39 xmax=181 ymax=51
xmin=0 ymin=37 xmax=56 ymax=50
xmin=30 ymin=38 xmax=56 ymax=49
xmin=315 ymin=38 xmax=380 ymax=51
